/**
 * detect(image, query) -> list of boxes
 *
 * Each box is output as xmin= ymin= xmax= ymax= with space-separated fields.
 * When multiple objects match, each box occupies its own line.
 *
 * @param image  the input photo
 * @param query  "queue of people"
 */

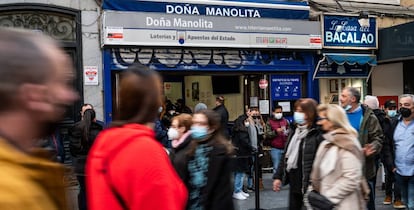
xmin=1 ymin=28 xmax=414 ymax=210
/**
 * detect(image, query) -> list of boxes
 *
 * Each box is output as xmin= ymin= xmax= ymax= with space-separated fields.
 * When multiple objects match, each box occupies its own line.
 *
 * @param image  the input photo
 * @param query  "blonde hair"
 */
xmin=317 ymin=104 xmax=358 ymax=137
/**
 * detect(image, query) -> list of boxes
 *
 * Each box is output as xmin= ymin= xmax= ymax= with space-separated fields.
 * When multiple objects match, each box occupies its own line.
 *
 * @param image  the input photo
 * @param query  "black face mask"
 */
xmin=399 ymin=107 xmax=412 ymax=118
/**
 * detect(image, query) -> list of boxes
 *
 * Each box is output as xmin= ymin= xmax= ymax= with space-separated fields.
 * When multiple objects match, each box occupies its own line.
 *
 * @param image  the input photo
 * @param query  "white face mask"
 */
xmin=274 ymin=113 xmax=283 ymax=120
xmin=244 ymin=122 xmax=250 ymax=127
xmin=167 ymin=128 xmax=179 ymax=140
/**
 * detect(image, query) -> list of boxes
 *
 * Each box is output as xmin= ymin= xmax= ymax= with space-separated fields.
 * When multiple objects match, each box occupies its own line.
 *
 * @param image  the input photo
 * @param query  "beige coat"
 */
xmin=309 ymin=129 xmax=365 ymax=210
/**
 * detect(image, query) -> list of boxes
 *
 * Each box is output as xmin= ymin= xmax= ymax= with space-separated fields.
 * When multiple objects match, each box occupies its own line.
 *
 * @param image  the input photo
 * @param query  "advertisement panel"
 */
xmin=270 ymin=75 xmax=302 ymax=100
xmin=103 ymin=11 xmax=321 ymax=49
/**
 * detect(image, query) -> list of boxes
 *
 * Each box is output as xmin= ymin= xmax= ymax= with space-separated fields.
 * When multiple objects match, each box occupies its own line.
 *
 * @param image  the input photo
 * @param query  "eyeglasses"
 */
xmin=317 ymin=117 xmax=328 ymax=121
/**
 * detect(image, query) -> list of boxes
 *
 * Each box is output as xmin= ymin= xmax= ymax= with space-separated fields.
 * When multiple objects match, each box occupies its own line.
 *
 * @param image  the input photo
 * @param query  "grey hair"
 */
xmin=343 ymin=87 xmax=361 ymax=103
xmin=399 ymin=94 xmax=414 ymax=102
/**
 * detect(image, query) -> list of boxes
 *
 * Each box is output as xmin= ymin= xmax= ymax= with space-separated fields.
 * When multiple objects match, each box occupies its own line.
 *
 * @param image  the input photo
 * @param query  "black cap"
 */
xmin=384 ymin=100 xmax=397 ymax=108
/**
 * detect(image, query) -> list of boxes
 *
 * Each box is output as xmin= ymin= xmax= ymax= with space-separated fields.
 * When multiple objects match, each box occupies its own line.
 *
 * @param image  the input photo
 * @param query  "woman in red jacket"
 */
xmin=86 ymin=64 xmax=188 ymax=210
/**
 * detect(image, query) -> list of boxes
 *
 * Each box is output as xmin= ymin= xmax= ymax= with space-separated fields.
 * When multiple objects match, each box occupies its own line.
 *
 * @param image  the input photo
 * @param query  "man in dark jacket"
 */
xmin=213 ymin=96 xmax=230 ymax=139
xmin=364 ymin=96 xmax=405 ymax=208
xmin=383 ymin=94 xmax=414 ymax=210
xmin=340 ymin=87 xmax=383 ymax=210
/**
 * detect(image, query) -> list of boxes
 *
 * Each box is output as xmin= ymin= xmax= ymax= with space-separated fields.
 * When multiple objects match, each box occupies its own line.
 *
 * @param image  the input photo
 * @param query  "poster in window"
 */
xmin=192 ymin=82 xmax=199 ymax=101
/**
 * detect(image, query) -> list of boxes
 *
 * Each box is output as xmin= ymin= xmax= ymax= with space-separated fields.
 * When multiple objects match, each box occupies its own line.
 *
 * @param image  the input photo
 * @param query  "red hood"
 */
xmin=90 ymin=123 xmax=156 ymax=158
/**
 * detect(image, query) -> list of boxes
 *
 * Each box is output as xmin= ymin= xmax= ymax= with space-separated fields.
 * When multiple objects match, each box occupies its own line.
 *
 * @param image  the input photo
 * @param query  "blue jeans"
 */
xmin=270 ymin=148 xmax=283 ymax=173
xmin=367 ymin=176 xmax=376 ymax=210
xmin=234 ymin=172 xmax=245 ymax=193
xmin=395 ymin=173 xmax=414 ymax=210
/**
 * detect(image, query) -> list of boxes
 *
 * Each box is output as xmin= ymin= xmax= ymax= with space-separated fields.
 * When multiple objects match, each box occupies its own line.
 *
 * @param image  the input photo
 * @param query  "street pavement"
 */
xmin=235 ymin=173 xmax=399 ymax=210
xmin=66 ymin=172 xmax=400 ymax=210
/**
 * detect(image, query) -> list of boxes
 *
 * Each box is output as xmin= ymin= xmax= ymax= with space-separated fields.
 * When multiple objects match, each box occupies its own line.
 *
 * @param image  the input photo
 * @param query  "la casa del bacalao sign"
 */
xmin=322 ymin=14 xmax=377 ymax=49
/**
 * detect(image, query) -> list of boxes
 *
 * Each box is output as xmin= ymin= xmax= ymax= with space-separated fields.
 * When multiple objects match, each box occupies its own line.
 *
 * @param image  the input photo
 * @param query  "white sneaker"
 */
xmin=241 ymin=191 xmax=249 ymax=197
xmin=233 ymin=192 xmax=247 ymax=200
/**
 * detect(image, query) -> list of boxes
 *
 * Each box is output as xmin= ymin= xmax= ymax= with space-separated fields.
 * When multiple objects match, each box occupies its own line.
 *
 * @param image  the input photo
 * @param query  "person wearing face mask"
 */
xmin=265 ymin=105 xmax=290 ymax=174
xmin=382 ymin=94 xmax=414 ymax=210
xmin=340 ymin=87 xmax=384 ymax=210
xmin=231 ymin=108 xmax=255 ymax=200
xmin=168 ymin=114 xmax=193 ymax=182
xmin=377 ymin=99 xmax=405 ymax=208
xmin=385 ymin=100 xmax=399 ymax=119
xmin=186 ymin=109 xmax=234 ymax=210
xmin=246 ymin=108 xmax=266 ymax=191
xmin=154 ymin=102 xmax=169 ymax=148
xmin=272 ymin=98 xmax=324 ymax=210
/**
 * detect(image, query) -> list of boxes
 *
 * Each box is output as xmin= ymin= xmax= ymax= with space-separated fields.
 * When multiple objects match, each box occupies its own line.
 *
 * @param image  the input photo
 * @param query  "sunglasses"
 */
xmin=317 ymin=117 xmax=329 ymax=121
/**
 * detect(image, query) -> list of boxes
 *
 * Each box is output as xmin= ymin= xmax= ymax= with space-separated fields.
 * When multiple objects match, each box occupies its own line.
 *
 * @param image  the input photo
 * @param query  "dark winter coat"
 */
xmin=171 ymin=135 xmax=192 ymax=182
xmin=273 ymin=125 xmax=324 ymax=194
xmin=186 ymin=141 xmax=234 ymax=210
xmin=213 ymin=104 xmax=230 ymax=138
xmin=372 ymin=109 xmax=395 ymax=171
xmin=232 ymin=114 xmax=254 ymax=172
xmin=69 ymin=122 xmax=103 ymax=175
xmin=382 ymin=117 xmax=400 ymax=172
xmin=358 ymin=105 xmax=384 ymax=179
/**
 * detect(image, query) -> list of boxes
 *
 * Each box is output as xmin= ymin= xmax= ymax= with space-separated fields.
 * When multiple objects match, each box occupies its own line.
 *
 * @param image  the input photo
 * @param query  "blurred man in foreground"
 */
xmin=0 ymin=28 xmax=78 ymax=209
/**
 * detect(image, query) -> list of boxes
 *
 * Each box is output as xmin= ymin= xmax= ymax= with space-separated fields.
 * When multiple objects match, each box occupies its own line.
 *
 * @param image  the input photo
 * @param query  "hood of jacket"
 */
xmin=89 ymin=123 xmax=156 ymax=159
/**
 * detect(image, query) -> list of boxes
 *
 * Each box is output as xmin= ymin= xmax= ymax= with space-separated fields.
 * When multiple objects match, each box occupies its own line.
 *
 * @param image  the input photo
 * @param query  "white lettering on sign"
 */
xmin=325 ymin=31 xmax=374 ymax=44
xmin=165 ymin=4 xmax=261 ymax=18
xmin=206 ymin=7 xmax=261 ymax=18
xmin=146 ymin=17 xmax=213 ymax=29
xmin=166 ymin=5 xmax=200 ymax=15
xmin=174 ymin=18 xmax=213 ymax=28
xmin=146 ymin=17 xmax=172 ymax=27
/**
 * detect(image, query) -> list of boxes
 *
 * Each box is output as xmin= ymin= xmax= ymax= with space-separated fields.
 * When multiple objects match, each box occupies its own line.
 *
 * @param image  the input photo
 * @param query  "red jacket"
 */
xmin=86 ymin=123 xmax=188 ymax=210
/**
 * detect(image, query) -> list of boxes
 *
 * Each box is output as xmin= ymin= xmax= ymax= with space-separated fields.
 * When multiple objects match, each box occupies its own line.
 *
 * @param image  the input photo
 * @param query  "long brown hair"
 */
xmin=294 ymin=98 xmax=318 ymax=128
xmin=188 ymin=109 xmax=233 ymax=156
xmin=112 ymin=63 xmax=162 ymax=126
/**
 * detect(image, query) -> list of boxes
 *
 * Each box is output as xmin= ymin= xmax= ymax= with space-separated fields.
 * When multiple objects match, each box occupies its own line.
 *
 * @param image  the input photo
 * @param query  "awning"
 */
xmin=325 ymin=53 xmax=377 ymax=66
xmin=313 ymin=53 xmax=377 ymax=80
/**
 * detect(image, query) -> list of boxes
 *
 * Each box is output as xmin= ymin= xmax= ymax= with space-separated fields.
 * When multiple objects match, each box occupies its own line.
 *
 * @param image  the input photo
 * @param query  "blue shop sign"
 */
xmin=270 ymin=75 xmax=301 ymax=100
xmin=103 ymin=0 xmax=309 ymax=19
xmin=323 ymin=14 xmax=377 ymax=49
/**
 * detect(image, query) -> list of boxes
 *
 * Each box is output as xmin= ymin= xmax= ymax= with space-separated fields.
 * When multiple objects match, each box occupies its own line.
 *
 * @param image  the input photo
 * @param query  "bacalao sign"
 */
xmin=102 ymin=0 xmax=322 ymax=49
xmin=322 ymin=14 xmax=378 ymax=49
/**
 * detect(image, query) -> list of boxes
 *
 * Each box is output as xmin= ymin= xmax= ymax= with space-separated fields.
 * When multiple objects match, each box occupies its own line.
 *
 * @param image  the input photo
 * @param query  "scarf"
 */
xmin=247 ymin=123 xmax=258 ymax=150
xmin=172 ymin=131 xmax=191 ymax=148
xmin=285 ymin=124 xmax=309 ymax=172
xmin=311 ymin=128 xmax=363 ymax=192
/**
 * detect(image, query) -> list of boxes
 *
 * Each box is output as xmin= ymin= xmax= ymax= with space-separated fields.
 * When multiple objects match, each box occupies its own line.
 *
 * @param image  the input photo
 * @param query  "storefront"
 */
xmin=375 ymin=21 xmax=414 ymax=99
xmin=314 ymin=14 xmax=377 ymax=104
xmin=101 ymin=0 xmax=322 ymax=122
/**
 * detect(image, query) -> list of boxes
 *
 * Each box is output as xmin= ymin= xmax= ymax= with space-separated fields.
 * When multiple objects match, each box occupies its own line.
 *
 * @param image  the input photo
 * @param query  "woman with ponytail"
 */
xmin=70 ymin=108 xmax=103 ymax=210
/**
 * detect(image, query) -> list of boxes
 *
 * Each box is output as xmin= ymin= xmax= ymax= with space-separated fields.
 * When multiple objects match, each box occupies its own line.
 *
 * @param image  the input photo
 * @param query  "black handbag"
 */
xmin=307 ymin=190 xmax=335 ymax=210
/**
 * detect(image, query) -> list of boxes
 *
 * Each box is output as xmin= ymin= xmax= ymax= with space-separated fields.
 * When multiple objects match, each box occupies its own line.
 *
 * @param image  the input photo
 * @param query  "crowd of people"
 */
xmin=0 ymin=28 xmax=413 ymax=210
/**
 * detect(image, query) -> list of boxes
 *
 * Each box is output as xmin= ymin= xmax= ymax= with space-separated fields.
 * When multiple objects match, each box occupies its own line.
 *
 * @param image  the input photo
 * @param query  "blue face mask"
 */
xmin=293 ymin=112 xmax=306 ymax=125
xmin=191 ymin=126 xmax=209 ymax=140
xmin=387 ymin=110 xmax=397 ymax=118
xmin=343 ymin=104 xmax=352 ymax=111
